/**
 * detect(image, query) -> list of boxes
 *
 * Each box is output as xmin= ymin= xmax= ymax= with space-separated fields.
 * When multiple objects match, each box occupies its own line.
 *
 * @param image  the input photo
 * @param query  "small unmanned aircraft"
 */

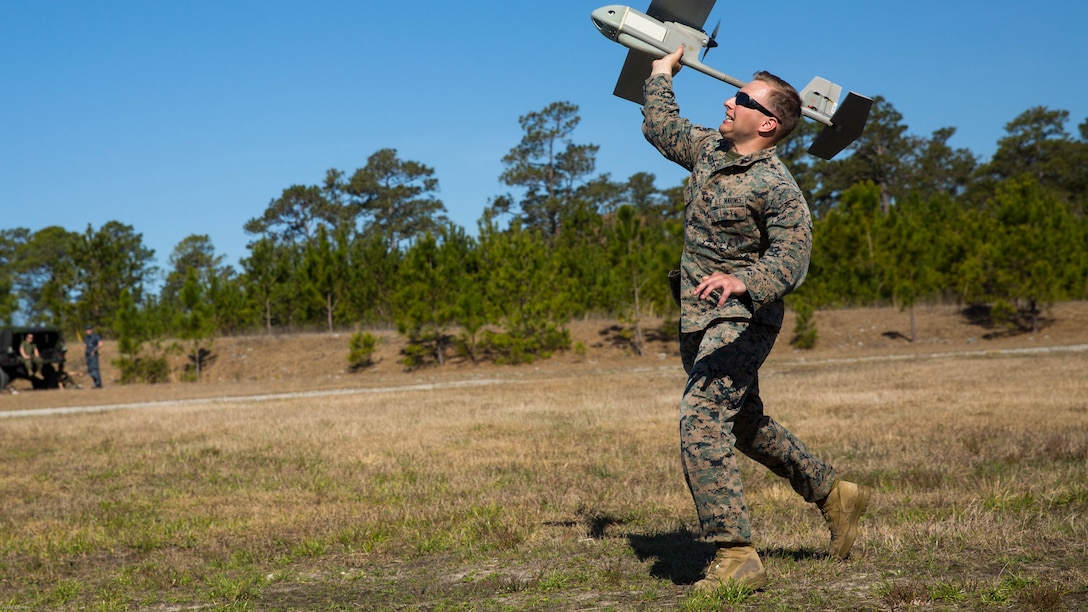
xmin=591 ymin=0 xmax=871 ymax=160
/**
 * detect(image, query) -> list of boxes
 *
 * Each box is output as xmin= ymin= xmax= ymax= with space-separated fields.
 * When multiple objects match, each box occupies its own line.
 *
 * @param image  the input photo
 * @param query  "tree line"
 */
xmin=2 ymin=98 xmax=1086 ymax=376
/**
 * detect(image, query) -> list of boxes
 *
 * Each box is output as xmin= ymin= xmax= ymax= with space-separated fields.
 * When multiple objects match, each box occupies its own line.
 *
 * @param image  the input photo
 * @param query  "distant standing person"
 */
xmin=84 ymin=324 xmax=103 ymax=388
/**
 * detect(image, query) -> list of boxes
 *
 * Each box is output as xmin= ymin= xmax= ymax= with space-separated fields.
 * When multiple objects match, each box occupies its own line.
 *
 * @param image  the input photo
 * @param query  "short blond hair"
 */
xmin=752 ymin=71 xmax=801 ymax=140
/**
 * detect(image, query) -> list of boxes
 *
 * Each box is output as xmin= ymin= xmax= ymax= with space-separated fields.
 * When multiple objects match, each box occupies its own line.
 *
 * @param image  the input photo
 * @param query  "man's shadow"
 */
xmin=626 ymin=529 xmax=824 ymax=585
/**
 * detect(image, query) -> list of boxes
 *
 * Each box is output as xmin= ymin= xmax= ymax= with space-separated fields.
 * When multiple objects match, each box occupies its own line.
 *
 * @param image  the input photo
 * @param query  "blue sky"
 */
xmin=4 ymin=1 xmax=1087 ymax=279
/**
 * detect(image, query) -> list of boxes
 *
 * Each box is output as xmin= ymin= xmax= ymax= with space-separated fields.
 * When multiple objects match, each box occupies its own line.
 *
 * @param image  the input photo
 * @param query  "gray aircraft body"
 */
xmin=591 ymin=1 xmax=871 ymax=159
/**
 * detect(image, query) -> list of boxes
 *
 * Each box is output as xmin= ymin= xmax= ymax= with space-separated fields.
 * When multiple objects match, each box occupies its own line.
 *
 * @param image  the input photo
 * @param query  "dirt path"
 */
xmin=7 ymin=340 xmax=1087 ymax=420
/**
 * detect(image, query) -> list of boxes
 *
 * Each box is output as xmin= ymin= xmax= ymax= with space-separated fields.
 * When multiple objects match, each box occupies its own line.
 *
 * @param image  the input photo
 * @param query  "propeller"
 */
xmin=701 ymin=20 xmax=720 ymax=61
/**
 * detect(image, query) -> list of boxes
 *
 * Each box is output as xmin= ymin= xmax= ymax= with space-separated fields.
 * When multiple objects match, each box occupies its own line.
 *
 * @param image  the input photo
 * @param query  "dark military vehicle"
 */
xmin=1 ymin=327 xmax=68 ymax=391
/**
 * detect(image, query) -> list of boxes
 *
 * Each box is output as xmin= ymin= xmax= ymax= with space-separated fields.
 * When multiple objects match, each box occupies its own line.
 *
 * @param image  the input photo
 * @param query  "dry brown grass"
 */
xmin=2 ymin=303 xmax=1087 ymax=609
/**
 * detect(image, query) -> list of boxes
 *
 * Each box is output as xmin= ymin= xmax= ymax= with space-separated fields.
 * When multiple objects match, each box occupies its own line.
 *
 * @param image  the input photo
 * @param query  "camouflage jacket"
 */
xmin=642 ymin=73 xmax=812 ymax=333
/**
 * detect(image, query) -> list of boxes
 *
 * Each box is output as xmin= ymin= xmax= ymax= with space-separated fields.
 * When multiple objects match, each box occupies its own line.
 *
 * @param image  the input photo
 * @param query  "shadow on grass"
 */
xmin=627 ymin=529 xmax=714 ymax=585
xmin=961 ymin=303 xmax=1054 ymax=339
xmin=762 ymin=547 xmax=825 ymax=563
xmin=544 ymin=513 xmax=630 ymax=540
xmin=627 ymin=530 xmax=825 ymax=585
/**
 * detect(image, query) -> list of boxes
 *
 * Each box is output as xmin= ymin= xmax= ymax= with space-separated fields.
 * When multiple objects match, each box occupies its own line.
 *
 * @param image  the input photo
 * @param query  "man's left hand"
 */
xmin=694 ymin=272 xmax=748 ymax=307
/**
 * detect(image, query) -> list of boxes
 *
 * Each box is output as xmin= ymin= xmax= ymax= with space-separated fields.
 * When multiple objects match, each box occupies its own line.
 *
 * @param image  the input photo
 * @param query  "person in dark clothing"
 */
xmin=84 ymin=324 xmax=103 ymax=388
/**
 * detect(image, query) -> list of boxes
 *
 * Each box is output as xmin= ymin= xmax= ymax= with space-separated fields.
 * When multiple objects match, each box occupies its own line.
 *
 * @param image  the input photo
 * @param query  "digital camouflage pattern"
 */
xmin=641 ymin=73 xmax=812 ymax=334
xmin=679 ymin=321 xmax=836 ymax=543
xmin=643 ymin=73 xmax=835 ymax=544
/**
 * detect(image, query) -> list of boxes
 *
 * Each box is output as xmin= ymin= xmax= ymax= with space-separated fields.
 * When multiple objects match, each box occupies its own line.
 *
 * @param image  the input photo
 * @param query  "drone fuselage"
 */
xmin=591 ymin=2 xmax=872 ymax=159
xmin=592 ymin=5 xmax=709 ymax=67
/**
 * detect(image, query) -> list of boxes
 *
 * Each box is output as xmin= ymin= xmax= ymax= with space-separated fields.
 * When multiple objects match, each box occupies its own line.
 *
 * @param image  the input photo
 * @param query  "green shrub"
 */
xmin=790 ymin=299 xmax=819 ymax=350
xmin=990 ymin=299 xmax=1017 ymax=331
xmin=348 ymin=332 xmax=378 ymax=371
xmin=114 ymin=355 xmax=171 ymax=384
xmin=480 ymin=325 xmax=571 ymax=365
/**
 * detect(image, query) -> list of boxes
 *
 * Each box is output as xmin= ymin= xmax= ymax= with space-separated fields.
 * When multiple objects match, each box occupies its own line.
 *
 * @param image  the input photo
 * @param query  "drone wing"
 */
xmin=612 ymin=0 xmax=717 ymax=104
xmin=644 ymin=0 xmax=714 ymax=28
xmin=613 ymin=52 xmax=656 ymax=104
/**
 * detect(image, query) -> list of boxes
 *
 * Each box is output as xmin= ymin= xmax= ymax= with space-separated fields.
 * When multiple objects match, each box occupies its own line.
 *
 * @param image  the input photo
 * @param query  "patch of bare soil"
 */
xmin=4 ymin=301 xmax=1087 ymax=412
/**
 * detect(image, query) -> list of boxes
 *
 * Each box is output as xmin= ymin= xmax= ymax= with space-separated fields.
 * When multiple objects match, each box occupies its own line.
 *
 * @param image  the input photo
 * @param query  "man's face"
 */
xmin=719 ymin=81 xmax=777 ymax=141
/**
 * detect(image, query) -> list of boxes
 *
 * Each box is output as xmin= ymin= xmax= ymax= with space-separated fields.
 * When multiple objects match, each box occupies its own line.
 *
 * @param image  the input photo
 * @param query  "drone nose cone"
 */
xmin=591 ymin=5 xmax=623 ymax=39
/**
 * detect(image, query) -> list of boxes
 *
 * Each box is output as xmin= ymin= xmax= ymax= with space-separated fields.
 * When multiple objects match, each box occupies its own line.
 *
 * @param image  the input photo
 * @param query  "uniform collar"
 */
xmin=711 ymin=138 xmax=777 ymax=172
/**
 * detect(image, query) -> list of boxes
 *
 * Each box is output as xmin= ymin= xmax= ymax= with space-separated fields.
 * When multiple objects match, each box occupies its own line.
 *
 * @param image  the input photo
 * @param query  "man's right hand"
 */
xmin=651 ymin=46 xmax=685 ymax=77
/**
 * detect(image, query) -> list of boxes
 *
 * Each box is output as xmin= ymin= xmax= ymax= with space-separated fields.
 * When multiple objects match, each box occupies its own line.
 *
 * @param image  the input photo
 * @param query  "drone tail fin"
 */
xmin=799 ymin=76 xmax=842 ymax=122
xmin=799 ymin=77 xmax=872 ymax=160
xmin=807 ymin=92 xmax=873 ymax=160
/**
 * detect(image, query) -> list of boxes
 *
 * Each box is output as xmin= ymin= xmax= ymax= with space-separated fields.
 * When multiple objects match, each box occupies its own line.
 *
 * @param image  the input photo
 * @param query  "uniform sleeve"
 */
xmin=733 ymin=178 xmax=812 ymax=309
xmin=641 ymin=74 xmax=705 ymax=171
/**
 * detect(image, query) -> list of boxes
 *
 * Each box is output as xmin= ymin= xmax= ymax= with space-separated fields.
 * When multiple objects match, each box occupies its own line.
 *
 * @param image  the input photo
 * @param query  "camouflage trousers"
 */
xmin=679 ymin=319 xmax=836 ymax=545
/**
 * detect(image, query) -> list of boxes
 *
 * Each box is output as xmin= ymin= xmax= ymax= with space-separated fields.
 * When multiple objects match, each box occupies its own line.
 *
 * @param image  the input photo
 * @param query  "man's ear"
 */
xmin=757 ymin=116 xmax=779 ymax=138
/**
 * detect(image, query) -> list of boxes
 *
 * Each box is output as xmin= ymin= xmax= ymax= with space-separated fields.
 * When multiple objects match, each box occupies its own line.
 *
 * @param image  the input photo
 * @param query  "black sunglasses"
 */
xmin=735 ymin=91 xmax=777 ymax=120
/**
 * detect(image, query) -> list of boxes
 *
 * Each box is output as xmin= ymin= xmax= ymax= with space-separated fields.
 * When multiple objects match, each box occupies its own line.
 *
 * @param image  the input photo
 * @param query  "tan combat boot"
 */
xmin=693 ymin=544 xmax=768 ymax=592
xmin=819 ymin=479 xmax=873 ymax=559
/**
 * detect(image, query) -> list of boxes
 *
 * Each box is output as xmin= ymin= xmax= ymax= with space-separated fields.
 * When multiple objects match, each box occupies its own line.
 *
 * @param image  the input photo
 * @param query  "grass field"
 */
xmin=2 ymin=304 xmax=1087 ymax=610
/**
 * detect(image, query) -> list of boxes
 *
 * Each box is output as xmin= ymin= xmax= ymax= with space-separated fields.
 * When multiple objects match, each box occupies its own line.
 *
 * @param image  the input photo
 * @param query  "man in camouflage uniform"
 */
xmin=642 ymin=47 xmax=872 ymax=591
